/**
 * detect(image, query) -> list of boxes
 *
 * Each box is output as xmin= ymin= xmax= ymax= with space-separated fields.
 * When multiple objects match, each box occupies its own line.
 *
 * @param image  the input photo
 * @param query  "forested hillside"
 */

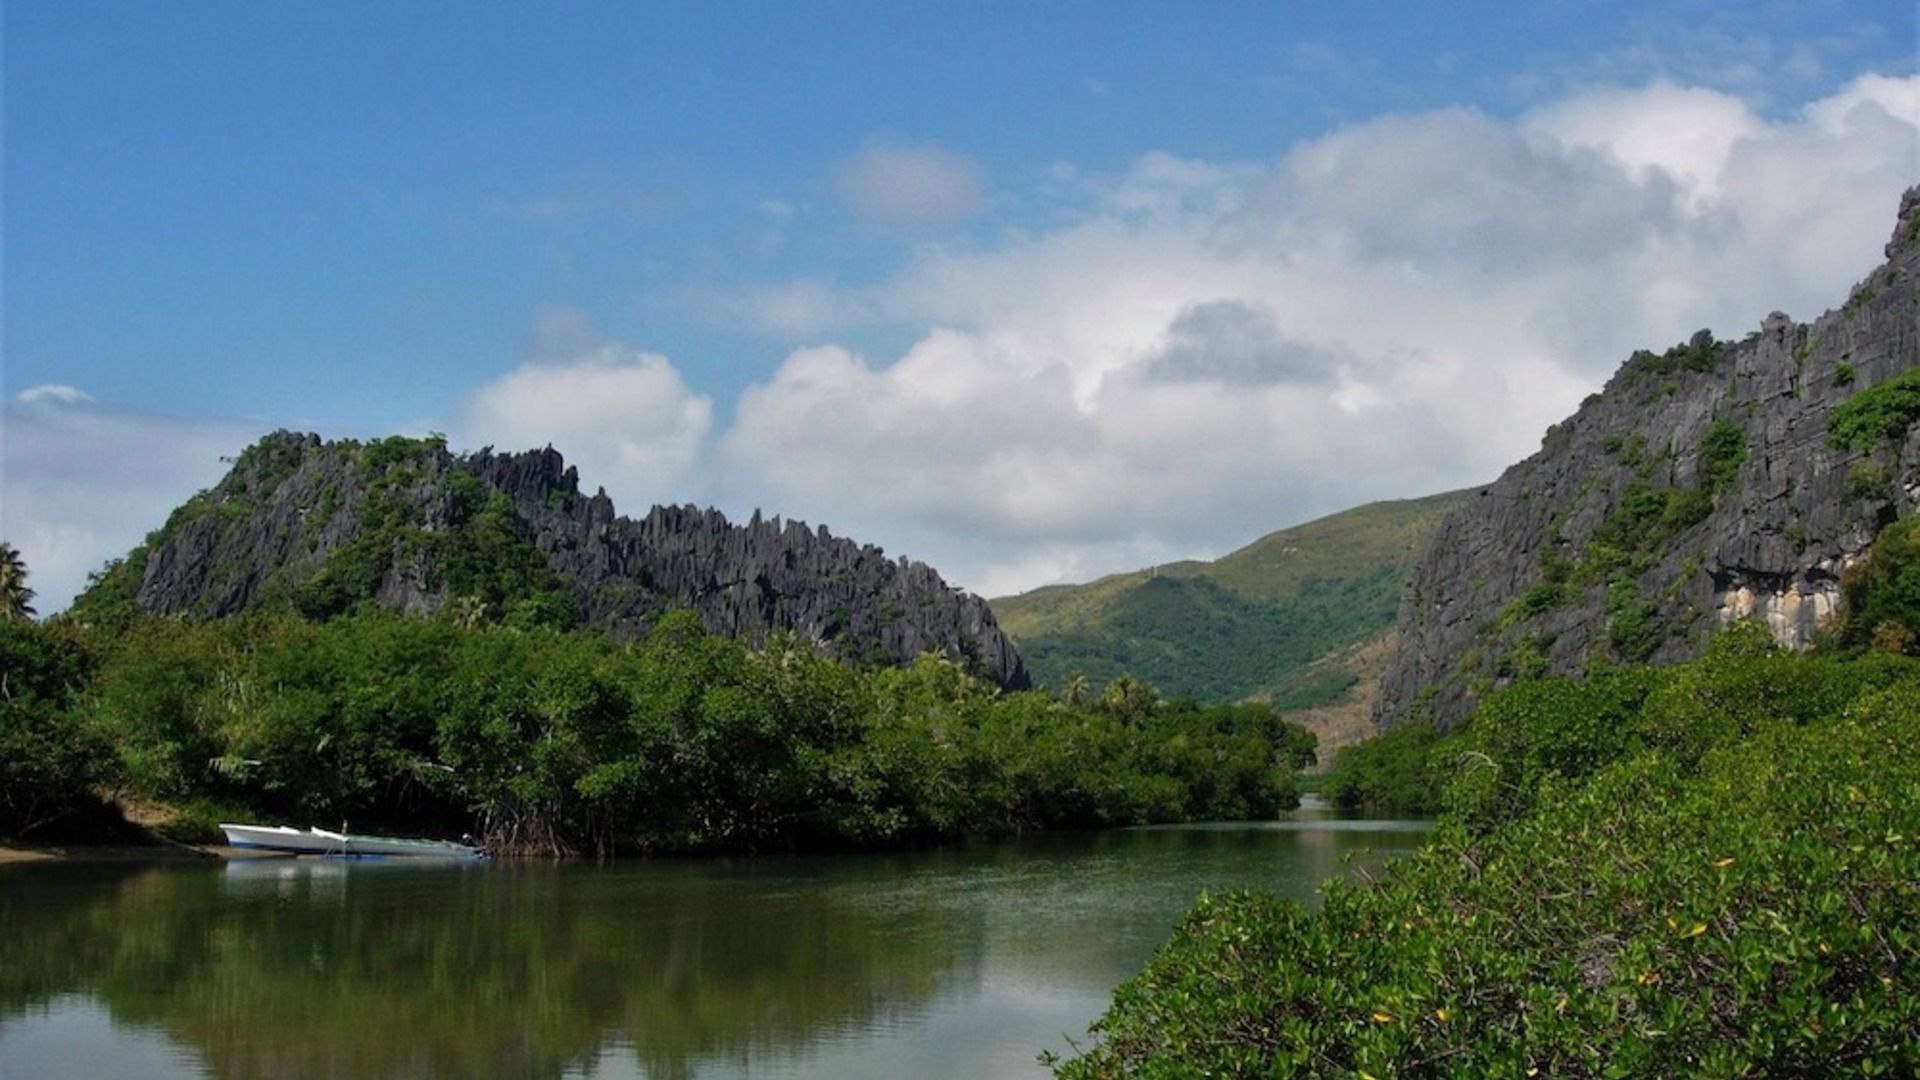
xmin=993 ymin=491 xmax=1468 ymax=707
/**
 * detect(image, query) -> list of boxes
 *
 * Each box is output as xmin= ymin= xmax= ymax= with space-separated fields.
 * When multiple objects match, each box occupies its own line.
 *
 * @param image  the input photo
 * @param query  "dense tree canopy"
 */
xmin=3 ymin=606 xmax=1315 ymax=852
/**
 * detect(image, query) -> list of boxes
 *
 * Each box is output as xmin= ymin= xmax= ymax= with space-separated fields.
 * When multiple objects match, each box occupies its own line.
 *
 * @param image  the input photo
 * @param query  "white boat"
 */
xmin=220 ymin=822 xmax=486 ymax=859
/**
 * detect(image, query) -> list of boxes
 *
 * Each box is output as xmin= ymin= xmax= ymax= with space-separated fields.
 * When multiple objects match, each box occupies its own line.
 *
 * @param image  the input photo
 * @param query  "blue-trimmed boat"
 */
xmin=220 ymin=823 xmax=485 ymax=859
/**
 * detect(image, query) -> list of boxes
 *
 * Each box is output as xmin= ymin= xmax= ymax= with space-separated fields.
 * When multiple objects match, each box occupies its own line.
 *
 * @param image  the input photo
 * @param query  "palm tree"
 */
xmin=1098 ymin=674 xmax=1161 ymax=726
xmin=0 ymin=542 xmax=38 ymax=621
xmin=1060 ymin=672 xmax=1090 ymax=709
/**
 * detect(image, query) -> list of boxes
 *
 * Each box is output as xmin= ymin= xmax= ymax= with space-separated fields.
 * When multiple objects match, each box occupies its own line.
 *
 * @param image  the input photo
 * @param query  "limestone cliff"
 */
xmin=95 ymin=434 xmax=1029 ymax=689
xmin=1377 ymin=187 xmax=1920 ymax=730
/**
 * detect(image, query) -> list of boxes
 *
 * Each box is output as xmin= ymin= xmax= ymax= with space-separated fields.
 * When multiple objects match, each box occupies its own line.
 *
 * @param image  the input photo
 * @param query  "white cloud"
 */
xmin=1524 ymin=82 xmax=1762 ymax=205
xmin=17 ymin=384 xmax=94 ymax=405
xmin=716 ymin=75 xmax=1919 ymax=597
xmin=1 ymin=393 xmax=261 ymax=614
xmin=827 ymin=138 xmax=986 ymax=227
xmin=455 ymin=311 xmax=714 ymax=513
xmin=1145 ymin=301 xmax=1344 ymax=387
xmin=30 ymin=76 xmax=1905 ymax=613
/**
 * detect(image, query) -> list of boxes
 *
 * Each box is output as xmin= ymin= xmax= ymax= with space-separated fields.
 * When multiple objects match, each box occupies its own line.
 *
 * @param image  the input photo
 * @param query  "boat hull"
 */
xmin=220 ymin=823 xmax=484 ymax=859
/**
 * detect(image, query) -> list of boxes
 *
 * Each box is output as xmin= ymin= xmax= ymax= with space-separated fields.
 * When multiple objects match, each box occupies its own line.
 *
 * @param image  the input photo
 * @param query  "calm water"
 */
xmin=0 ymin=799 xmax=1428 ymax=1080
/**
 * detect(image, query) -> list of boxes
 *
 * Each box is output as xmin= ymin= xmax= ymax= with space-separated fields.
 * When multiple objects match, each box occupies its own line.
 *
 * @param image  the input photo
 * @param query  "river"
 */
xmin=0 ymin=798 xmax=1428 ymax=1080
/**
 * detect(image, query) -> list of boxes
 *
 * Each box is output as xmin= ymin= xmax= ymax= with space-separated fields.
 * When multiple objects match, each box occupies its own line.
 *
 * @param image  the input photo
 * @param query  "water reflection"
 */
xmin=0 ymin=803 xmax=1427 ymax=1080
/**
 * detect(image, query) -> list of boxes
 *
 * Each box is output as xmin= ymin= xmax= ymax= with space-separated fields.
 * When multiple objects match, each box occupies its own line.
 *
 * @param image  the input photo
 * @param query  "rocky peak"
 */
xmin=100 ymin=433 xmax=1029 ymax=689
xmin=1376 ymin=187 xmax=1920 ymax=730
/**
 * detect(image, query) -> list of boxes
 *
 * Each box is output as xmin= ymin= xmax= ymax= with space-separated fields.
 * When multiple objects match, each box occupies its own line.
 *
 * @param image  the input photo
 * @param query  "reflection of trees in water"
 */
xmin=0 ymin=859 xmax=970 ymax=1080
xmin=0 ymin=824 xmax=1432 ymax=1079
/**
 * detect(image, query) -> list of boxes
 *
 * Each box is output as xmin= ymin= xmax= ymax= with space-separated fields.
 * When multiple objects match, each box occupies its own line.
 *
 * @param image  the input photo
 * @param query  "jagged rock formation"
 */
xmin=101 ymin=434 xmax=1029 ymax=689
xmin=1377 ymin=187 xmax=1920 ymax=731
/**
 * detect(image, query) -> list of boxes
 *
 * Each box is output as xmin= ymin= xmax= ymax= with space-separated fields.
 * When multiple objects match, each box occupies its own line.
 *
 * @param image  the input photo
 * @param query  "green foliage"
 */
xmin=59 ymin=609 xmax=1317 ymax=855
xmin=1634 ymin=625 xmax=1901 ymax=775
xmin=282 ymin=463 xmax=578 ymax=629
xmin=0 ymin=620 xmax=108 ymax=836
xmin=228 ymin=433 xmax=310 ymax=498
xmin=1321 ymin=721 xmax=1456 ymax=815
xmin=1016 ymin=571 xmax=1403 ymax=706
xmin=1604 ymin=432 xmax=1649 ymax=468
xmin=1605 ymin=579 xmax=1664 ymax=663
xmin=1835 ymin=515 xmax=1920 ymax=654
xmin=1622 ymin=330 xmax=1723 ymax=381
xmin=1846 ymin=460 xmax=1896 ymax=503
xmin=83 ymin=617 xmax=232 ymax=801
xmin=290 ymin=541 xmax=388 ymax=619
xmin=1440 ymin=667 xmax=1658 ymax=829
xmin=64 ymin=550 xmax=152 ymax=636
xmin=431 ymin=492 xmax=579 ymax=630
xmin=1052 ymin=645 xmax=1920 ymax=1079
xmin=71 ymin=433 xmax=577 ymax=633
xmin=996 ymin=491 xmax=1470 ymax=705
xmin=1828 ymin=368 xmax=1920 ymax=451
xmin=1 ymin=541 xmax=38 ymax=622
xmin=1498 ymin=413 xmax=1755 ymax=675
xmin=359 ymin=432 xmax=447 ymax=472
xmin=1508 ymin=581 xmax=1569 ymax=622
xmin=1697 ymin=417 xmax=1747 ymax=495
xmin=1590 ymin=480 xmax=1710 ymax=563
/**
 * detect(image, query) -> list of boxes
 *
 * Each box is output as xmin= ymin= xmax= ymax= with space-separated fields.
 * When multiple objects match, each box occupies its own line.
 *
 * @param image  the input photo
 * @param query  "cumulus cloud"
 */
xmin=17 ymin=384 xmax=94 ymax=405
xmin=717 ymin=74 xmax=1919 ymax=596
xmin=1525 ymin=82 xmax=1762 ymax=204
xmin=827 ymin=138 xmax=986 ymax=226
xmin=454 ymin=309 xmax=714 ymax=513
xmin=1145 ymin=301 xmax=1345 ymax=387
xmin=1 ymin=392 xmax=261 ymax=614
xmin=30 ymin=77 xmax=1904 ymax=611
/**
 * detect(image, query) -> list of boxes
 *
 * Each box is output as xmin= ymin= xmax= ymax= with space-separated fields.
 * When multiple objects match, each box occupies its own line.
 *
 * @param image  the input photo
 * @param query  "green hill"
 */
xmin=990 ymin=490 xmax=1471 ymax=707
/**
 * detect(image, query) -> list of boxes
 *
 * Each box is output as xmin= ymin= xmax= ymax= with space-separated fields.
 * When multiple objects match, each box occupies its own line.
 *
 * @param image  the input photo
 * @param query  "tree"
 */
xmin=0 ymin=620 xmax=104 ymax=835
xmin=0 ymin=542 xmax=37 ymax=622
xmin=1837 ymin=515 xmax=1920 ymax=655
xmin=1060 ymin=672 xmax=1090 ymax=709
xmin=1096 ymin=675 xmax=1161 ymax=725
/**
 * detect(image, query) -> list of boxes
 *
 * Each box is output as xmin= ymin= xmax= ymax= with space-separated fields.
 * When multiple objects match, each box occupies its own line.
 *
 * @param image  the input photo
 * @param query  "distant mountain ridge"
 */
xmin=1376 ymin=186 xmax=1920 ymax=730
xmin=991 ymin=490 xmax=1470 ymax=707
xmin=78 ymin=432 xmax=1029 ymax=689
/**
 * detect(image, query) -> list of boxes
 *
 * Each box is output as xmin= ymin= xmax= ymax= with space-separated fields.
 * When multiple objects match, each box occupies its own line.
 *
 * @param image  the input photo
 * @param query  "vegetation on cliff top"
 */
xmin=71 ymin=433 xmax=583 ymax=634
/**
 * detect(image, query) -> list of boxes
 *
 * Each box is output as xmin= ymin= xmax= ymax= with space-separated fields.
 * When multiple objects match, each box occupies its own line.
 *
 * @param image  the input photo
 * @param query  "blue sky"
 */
xmin=5 ymin=1 xmax=1917 ymax=613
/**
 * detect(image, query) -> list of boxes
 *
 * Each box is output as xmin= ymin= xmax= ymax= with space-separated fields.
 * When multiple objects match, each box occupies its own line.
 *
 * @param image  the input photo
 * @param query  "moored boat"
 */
xmin=220 ymin=822 xmax=485 ymax=859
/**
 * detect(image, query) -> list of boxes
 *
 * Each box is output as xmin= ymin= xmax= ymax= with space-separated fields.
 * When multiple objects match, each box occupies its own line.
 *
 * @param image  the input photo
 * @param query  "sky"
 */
xmin=4 ymin=2 xmax=1917 ymax=615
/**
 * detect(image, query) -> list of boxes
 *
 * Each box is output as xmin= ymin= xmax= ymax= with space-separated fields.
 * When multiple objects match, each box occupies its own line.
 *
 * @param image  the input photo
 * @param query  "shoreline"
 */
xmin=0 ymin=842 xmax=253 ymax=864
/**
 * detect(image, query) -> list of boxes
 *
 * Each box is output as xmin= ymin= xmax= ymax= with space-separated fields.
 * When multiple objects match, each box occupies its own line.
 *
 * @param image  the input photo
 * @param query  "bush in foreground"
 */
xmin=1049 ymin=660 xmax=1920 ymax=1078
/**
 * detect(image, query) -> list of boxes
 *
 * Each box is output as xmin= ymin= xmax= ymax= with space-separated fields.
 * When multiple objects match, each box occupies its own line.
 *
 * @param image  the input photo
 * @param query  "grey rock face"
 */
xmin=125 ymin=433 xmax=1030 ymax=690
xmin=1377 ymin=187 xmax=1920 ymax=731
